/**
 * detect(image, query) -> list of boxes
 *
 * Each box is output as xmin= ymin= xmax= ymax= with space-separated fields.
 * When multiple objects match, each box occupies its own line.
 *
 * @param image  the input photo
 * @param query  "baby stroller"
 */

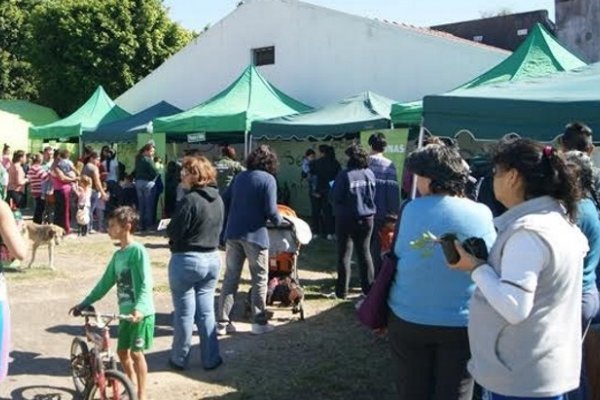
xmin=248 ymin=205 xmax=310 ymax=321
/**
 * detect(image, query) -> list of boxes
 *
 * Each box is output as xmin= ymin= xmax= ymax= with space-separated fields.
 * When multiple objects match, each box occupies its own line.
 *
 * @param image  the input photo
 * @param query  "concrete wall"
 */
xmin=116 ymin=0 xmax=509 ymax=113
xmin=556 ymin=0 xmax=600 ymax=62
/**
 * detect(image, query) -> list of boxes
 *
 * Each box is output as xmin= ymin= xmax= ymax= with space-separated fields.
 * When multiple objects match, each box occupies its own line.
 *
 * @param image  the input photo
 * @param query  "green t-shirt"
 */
xmin=83 ymin=241 xmax=155 ymax=316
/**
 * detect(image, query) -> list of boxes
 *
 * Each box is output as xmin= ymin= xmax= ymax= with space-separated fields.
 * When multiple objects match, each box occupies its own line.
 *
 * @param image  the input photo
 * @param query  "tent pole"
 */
xmin=410 ymin=120 xmax=426 ymax=200
xmin=244 ymin=130 xmax=249 ymax=158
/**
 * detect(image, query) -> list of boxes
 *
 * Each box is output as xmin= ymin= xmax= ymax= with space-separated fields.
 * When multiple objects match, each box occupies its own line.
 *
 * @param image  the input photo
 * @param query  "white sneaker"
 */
xmin=216 ymin=322 xmax=237 ymax=336
xmin=326 ymin=234 xmax=335 ymax=241
xmin=251 ymin=323 xmax=275 ymax=335
xmin=312 ymin=234 xmax=320 ymax=239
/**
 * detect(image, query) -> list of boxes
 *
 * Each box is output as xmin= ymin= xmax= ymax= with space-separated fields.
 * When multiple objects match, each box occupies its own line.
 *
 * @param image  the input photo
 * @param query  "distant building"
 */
xmin=555 ymin=0 xmax=600 ymax=63
xmin=116 ymin=0 xmax=508 ymax=113
xmin=431 ymin=10 xmax=555 ymax=51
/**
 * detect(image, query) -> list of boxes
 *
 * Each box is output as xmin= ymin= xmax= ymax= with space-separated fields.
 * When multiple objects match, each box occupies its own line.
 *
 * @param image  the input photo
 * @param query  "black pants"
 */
xmin=388 ymin=313 xmax=474 ymax=400
xmin=33 ymin=196 xmax=45 ymax=224
xmin=312 ymin=193 xmax=334 ymax=236
xmin=335 ymin=216 xmax=374 ymax=298
xmin=54 ymin=189 xmax=68 ymax=232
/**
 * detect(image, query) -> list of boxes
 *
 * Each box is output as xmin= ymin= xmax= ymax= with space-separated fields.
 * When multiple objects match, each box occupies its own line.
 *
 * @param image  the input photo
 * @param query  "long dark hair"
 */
xmin=246 ymin=145 xmax=278 ymax=175
xmin=493 ymin=139 xmax=579 ymax=220
xmin=136 ymin=143 xmax=154 ymax=161
xmin=406 ymin=144 xmax=468 ymax=196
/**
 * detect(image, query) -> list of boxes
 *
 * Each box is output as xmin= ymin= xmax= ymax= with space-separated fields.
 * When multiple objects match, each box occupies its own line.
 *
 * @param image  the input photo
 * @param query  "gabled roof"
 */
xmin=252 ymin=91 xmax=396 ymax=139
xmin=83 ymin=101 xmax=182 ymax=143
xmin=391 ymin=23 xmax=586 ymax=126
xmin=153 ymin=64 xmax=311 ymax=134
xmin=29 ymin=86 xmax=130 ymax=140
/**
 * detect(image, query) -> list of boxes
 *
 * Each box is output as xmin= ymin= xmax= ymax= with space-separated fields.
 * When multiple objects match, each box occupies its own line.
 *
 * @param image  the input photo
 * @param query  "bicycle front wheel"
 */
xmin=70 ymin=337 xmax=90 ymax=395
xmin=85 ymin=369 xmax=137 ymax=400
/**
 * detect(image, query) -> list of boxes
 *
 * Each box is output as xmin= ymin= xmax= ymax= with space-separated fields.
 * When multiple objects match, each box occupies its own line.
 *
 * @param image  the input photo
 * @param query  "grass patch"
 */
xmin=153 ymin=283 xmax=171 ymax=293
xmin=5 ymin=266 xmax=64 ymax=282
xmin=151 ymin=261 xmax=167 ymax=269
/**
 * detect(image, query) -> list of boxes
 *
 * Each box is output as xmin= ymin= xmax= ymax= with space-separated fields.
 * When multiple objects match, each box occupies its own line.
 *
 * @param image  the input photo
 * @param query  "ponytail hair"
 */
xmin=492 ymin=138 xmax=579 ymax=221
xmin=565 ymin=150 xmax=600 ymax=208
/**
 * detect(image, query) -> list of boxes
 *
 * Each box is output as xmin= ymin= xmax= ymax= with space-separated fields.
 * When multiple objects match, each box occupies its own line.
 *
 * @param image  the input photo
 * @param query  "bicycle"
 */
xmin=70 ymin=307 xmax=137 ymax=400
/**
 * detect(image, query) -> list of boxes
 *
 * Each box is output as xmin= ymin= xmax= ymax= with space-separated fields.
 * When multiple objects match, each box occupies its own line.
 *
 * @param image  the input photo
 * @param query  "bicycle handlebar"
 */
xmin=78 ymin=311 xmax=135 ymax=322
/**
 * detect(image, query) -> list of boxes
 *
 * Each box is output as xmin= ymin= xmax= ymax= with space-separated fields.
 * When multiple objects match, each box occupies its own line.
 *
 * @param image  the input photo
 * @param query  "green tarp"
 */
xmin=252 ymin=91 xmax=396 ymax=140
xmin=0 ymin=100 xmax=59 ymax=126
xmin=422 ymin=62 xmax=600 ymax=141
xmin=390 ymin=24 xmax=586 ymax=126
xmin=152 ymin=65 xmax=311 ymax=135
xmin=29 ymin=86 xmax=130 ymax=141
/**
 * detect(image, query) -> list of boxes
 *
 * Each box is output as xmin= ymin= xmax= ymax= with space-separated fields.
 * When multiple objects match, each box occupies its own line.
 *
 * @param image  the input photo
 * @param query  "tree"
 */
xmin=0 ymin=0 xmax=38 ymax=100
xmin=28 ymin=0 xmax=194 ymax=116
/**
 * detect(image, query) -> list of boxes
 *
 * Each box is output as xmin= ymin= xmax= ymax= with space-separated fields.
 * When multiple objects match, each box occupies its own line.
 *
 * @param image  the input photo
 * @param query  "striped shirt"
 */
xmin=27 ymin=164 xmax=48 ymax=197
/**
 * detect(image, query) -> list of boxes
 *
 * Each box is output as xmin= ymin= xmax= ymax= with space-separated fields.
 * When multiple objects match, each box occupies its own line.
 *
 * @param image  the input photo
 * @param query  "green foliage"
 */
xmin=0 ymin=0 xmax=38 ymax=100
xmin=27 ymin=0 xmax=194 ymax=115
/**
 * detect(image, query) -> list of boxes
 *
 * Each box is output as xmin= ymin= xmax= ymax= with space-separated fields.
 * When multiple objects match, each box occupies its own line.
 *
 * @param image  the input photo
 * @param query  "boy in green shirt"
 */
xmin=70 ymin=206 xmax=154 ymax=400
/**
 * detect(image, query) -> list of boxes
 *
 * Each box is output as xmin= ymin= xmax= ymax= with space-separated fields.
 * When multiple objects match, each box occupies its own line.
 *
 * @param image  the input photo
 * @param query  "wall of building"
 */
xmin=432 ymin=10 xmax=554 ymax=51
xmin=556 ymin=0 xmax=600 ymax=62
xmin=116 ymin=0 xmax=509 ymax=114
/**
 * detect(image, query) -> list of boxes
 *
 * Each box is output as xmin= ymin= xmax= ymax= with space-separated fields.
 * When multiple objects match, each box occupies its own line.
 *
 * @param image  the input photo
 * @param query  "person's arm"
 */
xmin=81 ymin=256 xmax=117 ymax=307
xmin=0 ymin=201 xmax=26 ymax=260
xmin=17 ymin=166 xmax=28 ymax=186
xmin=265 ymin=176 xmax=282 ymax=225
xmin=471 ymin=230 xmax=548 ymax=325
xmin=53 ymin=164 xmax=75 ymax=183
xmin=166 ymin=196 xmax=192 ymax=243
xmin=131 ymin=245 xmax=153 ymax=321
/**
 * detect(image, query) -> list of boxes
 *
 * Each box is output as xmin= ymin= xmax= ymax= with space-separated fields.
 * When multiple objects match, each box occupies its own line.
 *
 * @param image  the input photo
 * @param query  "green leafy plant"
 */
xmin=409 ymin=231 xmax=438 ymax=258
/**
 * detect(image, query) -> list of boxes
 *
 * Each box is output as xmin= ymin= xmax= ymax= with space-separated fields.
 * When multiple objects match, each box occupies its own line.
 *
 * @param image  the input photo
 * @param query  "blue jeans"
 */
xmin=89 ymin=190 xmax=99 ymax=231
xmin=168 ymin=251 xmax=222 ymax=369
xmin=135 ymin=180 xmax=155 ymax=230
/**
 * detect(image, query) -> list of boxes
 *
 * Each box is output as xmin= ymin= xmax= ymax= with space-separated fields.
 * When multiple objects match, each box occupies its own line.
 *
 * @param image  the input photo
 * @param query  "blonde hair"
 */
xmin=79 ymin=175 xmax=92 ymax=188
xmin=181 ymin=156 xmax=217 ymax=187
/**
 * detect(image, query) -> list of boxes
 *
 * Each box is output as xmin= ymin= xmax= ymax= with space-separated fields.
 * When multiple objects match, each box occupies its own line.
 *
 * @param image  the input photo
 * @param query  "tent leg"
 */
xmin=410 ymin=121 xmax=426 ymax=200
xmin=244 ymin=130 xmax=249 ymax=158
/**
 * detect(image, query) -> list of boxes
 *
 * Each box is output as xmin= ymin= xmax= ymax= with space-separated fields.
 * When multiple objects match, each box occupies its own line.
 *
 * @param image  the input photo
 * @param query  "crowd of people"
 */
xmin=1 ymin=122 xmax=600 ymax=400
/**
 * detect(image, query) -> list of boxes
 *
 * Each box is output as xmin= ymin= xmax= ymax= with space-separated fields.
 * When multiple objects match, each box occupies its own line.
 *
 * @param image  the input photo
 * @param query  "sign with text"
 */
xmin=187 ymin=132 xmax=206 ymax=143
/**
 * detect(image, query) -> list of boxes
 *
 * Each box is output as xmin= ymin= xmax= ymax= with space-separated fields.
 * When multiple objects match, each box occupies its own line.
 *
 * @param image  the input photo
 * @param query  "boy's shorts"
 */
xmin=117 ymin=315 xmax=154 ymax=352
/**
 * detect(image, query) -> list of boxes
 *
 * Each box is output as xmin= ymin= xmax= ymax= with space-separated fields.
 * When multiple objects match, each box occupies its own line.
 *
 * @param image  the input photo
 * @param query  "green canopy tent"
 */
xmin=152 ymin=65 xmax=311 ymax=153
xmin=390 ymin=23 xmax=586 ymax=127
xmin=29 ymin=86 xmax=130 ymax=141
xmin=251 ymin=91 xmax=396 ymax=140
xmin=422 ymin=62 xmax=600 ymax=142
xmin=0 ymin=100 xmax=59 ymax=152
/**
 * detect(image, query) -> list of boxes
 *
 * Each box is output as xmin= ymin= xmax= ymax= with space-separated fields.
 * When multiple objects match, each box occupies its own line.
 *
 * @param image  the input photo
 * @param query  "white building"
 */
xmin=117 ymin=0 xmax=509 ymax=113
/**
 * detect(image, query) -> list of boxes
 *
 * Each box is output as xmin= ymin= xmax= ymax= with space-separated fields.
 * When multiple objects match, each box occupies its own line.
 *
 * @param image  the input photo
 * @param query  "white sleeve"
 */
xmin=471 ymin=230 xmax=549 ymax=325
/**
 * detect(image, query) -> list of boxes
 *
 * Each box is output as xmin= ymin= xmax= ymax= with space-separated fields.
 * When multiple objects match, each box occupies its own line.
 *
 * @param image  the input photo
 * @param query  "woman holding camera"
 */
xmin=451 ymin=139 xmax=587 ymax=400
xmin=388 ymin=143 xmax=496 ymax=400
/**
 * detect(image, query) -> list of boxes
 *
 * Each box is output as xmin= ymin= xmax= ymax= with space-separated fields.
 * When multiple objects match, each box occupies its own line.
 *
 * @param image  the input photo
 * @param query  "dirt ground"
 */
xmin=0 ymin=231 xmax=395 ymax=400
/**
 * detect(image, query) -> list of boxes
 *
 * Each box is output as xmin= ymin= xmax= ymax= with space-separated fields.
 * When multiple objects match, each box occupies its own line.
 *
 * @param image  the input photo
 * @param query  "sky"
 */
xmin=163 ymin=0 xmax=555 ymax=32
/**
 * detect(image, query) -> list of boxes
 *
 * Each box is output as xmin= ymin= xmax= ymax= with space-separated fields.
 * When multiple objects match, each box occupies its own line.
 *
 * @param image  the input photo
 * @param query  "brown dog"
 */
xmin=24 ymin=222 xmax=65 ymax=270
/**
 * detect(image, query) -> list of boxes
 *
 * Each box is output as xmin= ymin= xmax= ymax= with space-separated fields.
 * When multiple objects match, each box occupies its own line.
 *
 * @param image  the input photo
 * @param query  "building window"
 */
xmin=473 ymin=35 xmax=484 ymax=42
xmin=517 ymin=28 xmax=528 ymax=36
xmin=252 ymin=46 xmax=275 ymax=66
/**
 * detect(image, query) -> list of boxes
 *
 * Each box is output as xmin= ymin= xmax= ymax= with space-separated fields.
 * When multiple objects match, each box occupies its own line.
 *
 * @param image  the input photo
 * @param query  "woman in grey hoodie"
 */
xmin=449 ymin=139 xmax=588 ymax=400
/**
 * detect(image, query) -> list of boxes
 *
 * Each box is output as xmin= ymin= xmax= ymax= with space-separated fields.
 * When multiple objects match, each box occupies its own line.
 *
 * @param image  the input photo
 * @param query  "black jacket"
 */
xmin=167 ymin=185 xmax=224 ymax=253
xmin=310 ymin=157 xmax=341 ymax=194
